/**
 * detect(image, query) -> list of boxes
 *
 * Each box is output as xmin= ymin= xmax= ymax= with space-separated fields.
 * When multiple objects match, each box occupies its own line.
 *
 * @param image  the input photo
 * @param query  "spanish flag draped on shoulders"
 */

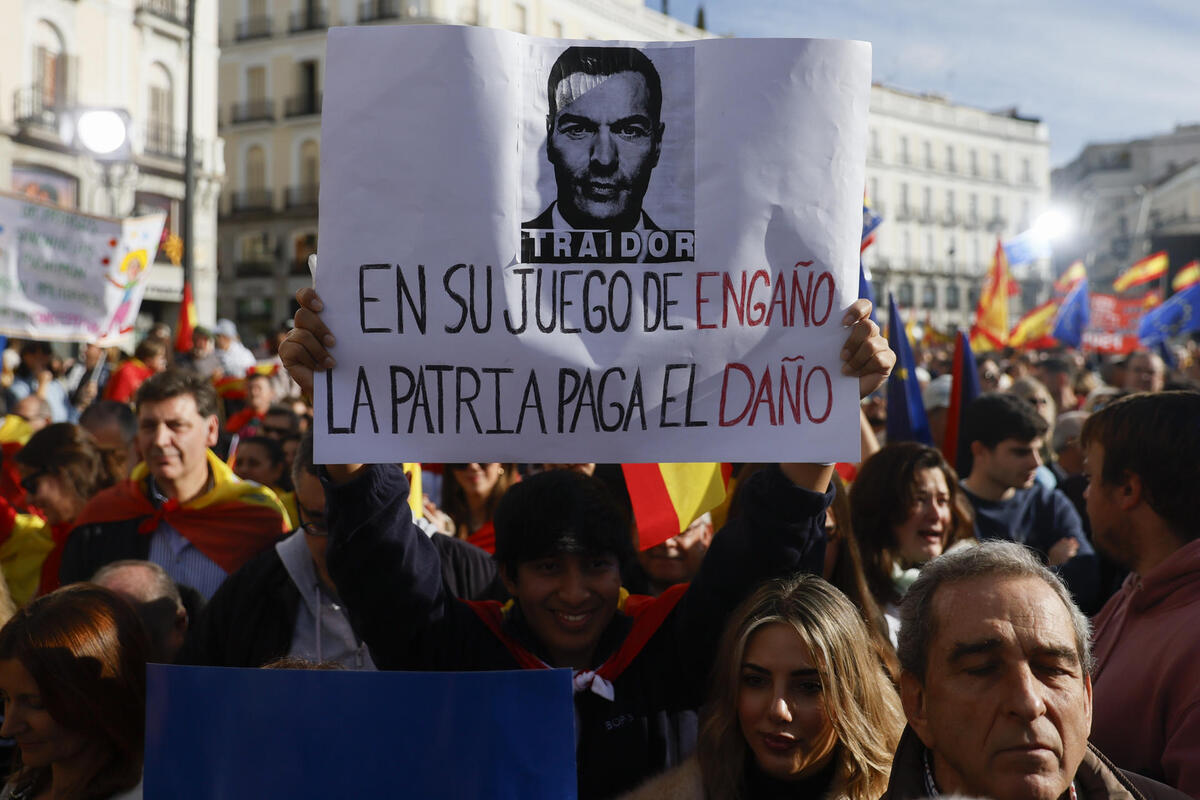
xmin=62 ymin=450 xmax=290 ymax=587
xmin=0 ymin=493 xmax=68 ymax=606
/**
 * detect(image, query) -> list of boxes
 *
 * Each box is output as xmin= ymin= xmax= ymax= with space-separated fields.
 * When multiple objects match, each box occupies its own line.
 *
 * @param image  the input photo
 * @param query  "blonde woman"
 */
xmin=622 ymin=574 xmax=904 ymax=800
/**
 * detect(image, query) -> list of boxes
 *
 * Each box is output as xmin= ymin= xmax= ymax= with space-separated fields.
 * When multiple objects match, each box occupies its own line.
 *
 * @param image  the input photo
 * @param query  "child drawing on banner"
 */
xmin=102 ymin=249 xmax=149 ymax=337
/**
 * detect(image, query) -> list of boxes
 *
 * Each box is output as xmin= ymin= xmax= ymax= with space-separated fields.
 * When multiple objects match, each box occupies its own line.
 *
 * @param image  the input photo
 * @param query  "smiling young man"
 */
xmin=883 ymin=541 xmax=1187 ymax=800
xmin=59 ymin=370 xmax=289 ymax=599
xmin=279 ymin=290 xmax=894 ymax=799
xmin=959 ymin=393 xmax=1099 ymax=612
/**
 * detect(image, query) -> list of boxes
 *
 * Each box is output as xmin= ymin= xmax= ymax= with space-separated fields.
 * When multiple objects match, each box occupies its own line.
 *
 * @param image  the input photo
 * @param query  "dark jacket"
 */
xmin=59 ymin=517 xmax=149 ymax=586
xmin=879 ymin=726 xmax=1190 ymax=800
xmin=962 ymin=481 xmax=1100 ymax=612
xmin=178 ymin=530 xmax=506 ymax=668
xmin=325 ymin=463 xmax=830 ymax=800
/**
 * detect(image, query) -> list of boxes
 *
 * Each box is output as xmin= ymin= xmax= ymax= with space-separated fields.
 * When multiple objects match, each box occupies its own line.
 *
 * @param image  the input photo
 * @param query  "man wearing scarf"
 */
xmin=61 ymin=370 xmax=289 ymax=600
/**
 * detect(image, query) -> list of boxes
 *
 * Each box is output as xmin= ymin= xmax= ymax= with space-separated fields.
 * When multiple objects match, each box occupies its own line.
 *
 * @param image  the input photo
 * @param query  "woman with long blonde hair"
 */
xmin=623 ymin=574 xmax=903 ymax=800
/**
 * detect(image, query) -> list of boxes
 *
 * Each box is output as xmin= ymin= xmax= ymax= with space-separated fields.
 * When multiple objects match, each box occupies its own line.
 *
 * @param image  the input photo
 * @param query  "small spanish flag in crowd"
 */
xmin=175 ymin=282 xmax=198 ymax=353
xmin=1008 ymin=299 xmax=1060 ymax=351
xmin=1053 ymin=261 xmax=1087 ymax=295
xmin=1112 ymin=251 xmax=1168 ymax=292
xmin=1172 ymin=260 xmax=1200 ymax=293
xmin=969 ymin=240 xmax=1015 ymax=352
xmin=622 ymin=463 xmax=731 ymax=550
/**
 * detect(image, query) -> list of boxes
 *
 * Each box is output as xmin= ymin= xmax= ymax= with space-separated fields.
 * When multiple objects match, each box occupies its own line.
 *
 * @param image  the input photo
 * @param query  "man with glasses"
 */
xmin=179 ymin=435 xmax=503 ymax=668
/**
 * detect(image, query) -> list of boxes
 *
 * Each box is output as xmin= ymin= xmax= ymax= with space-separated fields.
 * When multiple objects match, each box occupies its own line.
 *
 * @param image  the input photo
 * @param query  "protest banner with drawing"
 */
xmin=315 ymin=27 xmax=871 ymax=464
xmin=0 ymin=190 xmax=166 ymax=344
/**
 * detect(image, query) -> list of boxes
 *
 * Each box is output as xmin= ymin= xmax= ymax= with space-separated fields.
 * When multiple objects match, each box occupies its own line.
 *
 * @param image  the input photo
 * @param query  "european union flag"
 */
xmin=1052 ymin=280 xmax=1090 ymax=348
xmin=886 ymin=293 xmax=932 ymax=445
xmin=862 ymin=204 xmax=882 ymax=244
xmin=1138 ymin=283 xmax=1200 ymax=345
xmin=1003 ymin=229 xmax=1052 ymax=266
xmin=859 ymin=261 xmax=879 ymax=324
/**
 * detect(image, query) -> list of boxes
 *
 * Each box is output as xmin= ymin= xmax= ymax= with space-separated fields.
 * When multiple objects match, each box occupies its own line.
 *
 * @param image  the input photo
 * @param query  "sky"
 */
xmin=658 ymin=0 xmax=1200 ymax=167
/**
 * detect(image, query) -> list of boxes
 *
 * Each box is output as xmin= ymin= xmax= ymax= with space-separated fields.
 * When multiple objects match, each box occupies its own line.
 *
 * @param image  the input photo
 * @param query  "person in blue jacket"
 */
xmin=280 ymin=290 xmax=894 ymax=799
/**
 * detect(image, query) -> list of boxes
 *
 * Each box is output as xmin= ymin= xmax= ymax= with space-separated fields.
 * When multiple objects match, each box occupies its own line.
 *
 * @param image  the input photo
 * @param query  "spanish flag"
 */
xmin=622 ymin=463 xmax=730 ymax=550
xmin=969 ymin=240 xmax=1014 ymax=352
xmin=1172 ymin=260 xmax=1200 ymax=292
xmin=1008 ymin=299 xmax=1061 ymax=350
xmin=1053 ymin=261 xmax=1087 ymax=294
xmin=74 ymin=450 xmax=289 ymax=574
xmin=174 ymin=281 xmax=197 ymax=353
xmin=1113 ymin=251 xmax=1168 ymax=292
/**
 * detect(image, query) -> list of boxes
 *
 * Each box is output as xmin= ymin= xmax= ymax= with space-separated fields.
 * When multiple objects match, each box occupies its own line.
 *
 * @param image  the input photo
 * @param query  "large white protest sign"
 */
xmin=0 ymin=191 xmax=166 ymax=345
xmin=316 ymin=27 xmax=871 ymax=463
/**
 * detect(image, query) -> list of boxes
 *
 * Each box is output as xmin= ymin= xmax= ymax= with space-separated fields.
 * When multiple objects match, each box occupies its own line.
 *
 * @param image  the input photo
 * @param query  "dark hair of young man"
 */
xmin=492 ymin=468 xmax=633 ymax=579
xmin=961 ymin=391 xmax=1049 ymax=452
xmin=1081 ymin=390 xmax=1200 ymax=539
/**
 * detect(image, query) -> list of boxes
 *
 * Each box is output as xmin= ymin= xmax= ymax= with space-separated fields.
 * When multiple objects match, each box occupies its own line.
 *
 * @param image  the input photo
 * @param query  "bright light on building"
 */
xmin=1032 ymin=208 xmax=1072 ymax=242
xmin=75 ymin=109 xmax=129 ymax=156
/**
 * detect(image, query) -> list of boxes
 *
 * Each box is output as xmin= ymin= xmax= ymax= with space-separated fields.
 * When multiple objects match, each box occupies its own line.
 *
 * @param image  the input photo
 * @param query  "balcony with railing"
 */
xmin=230 ymin=189 xmax=275 ymax=214
xmin=142 ymin=122 xmax=186 ymax=160
xmin=13 ymin=87 xmax=61 ymax=130
xmin=230 ymin=99 xmax=275 ymax=124
xmin=286 ymin=184 xmax=320 ymax=209
xmin=13 ymin=77 xmax=76 ymax=132
xmin=236 ymin=15 xmax=272 ymax=41
xmin=290 ymin=6 xmax=328 ymax=32
xmin=137 ymin=0 xmax=186 ymax=25
xmin=284 ymin=93 xmax=322 ymax=118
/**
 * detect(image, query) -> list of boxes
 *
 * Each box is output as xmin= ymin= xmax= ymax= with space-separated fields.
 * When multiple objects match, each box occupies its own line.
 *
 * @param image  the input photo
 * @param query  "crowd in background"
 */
xmin=0 ymin=300 xmax=1194 ymax=799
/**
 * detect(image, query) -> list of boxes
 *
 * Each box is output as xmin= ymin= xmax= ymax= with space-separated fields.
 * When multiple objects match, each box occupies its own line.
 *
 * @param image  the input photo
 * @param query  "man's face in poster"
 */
xmin=546 ymin=67 xmax=664 ymax=230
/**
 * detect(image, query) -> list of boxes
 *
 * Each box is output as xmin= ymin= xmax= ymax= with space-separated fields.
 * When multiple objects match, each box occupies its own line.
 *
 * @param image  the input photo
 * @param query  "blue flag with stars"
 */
xmin=1138 ymin=283 xmax=1200 ymax=346
xmin=1052 ymin=280 xmax=1090 ymax=349
xmin=885 ymin=293 xmax=932 ymax=445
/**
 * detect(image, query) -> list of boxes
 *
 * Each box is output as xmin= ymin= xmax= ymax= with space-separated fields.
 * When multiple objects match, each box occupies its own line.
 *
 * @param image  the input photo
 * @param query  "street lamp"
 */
xmin=62 ymin=107 xmax=133 ymax=216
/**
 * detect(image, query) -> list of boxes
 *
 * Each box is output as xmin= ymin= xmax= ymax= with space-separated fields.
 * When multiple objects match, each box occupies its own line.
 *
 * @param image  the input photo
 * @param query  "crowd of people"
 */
xmin=0 ymin=293 xmax=1192 ymax=799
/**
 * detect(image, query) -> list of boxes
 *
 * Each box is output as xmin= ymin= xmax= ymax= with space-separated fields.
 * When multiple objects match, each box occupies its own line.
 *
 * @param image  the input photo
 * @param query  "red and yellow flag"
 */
xmin=969 ymin=240 xmax=1013 ymax=352
xmin=622 ymin=463 xmax=731 ymax=551
xmin=1172 ymin=260 xmax=1200 ymax=292
xmin=1053 ymin=261 xmax=1086 ymax=294
xmin=1008 ymin=299 xmax=1060 ymax=350
xmin=174 ymin=282 xmax=198 ymax=353
xmin=1112 ymin=251 xmax=1168 ymax=292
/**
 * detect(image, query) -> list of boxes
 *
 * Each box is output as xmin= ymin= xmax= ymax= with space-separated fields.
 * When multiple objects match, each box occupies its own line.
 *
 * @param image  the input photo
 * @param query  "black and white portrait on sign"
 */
xmin=521 ymin=44 xmax=695 ymax=264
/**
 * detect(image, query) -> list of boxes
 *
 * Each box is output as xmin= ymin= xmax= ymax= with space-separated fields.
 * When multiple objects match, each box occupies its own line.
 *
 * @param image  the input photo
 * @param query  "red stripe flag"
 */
xmin=1112 ymin=251 xmax=1168 ymax=292
xmin=175 ymin=282 xmax=197 ymax=353
xmin=622 ymin=463 xmax=731 ymax=550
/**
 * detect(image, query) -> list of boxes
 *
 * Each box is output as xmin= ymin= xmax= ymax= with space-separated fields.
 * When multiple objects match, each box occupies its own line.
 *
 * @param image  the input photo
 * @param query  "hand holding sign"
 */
xmin=282 ymin=289 xmax=891 ymax=412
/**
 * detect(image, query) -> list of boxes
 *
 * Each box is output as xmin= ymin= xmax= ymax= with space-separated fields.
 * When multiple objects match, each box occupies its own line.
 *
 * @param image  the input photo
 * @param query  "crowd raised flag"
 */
xmin=1051 ymin=279 xmax=1091 ymax=349
xmin=1138 ymin=282 xmax=1200 ymax=346
xmin=1112 ymin=251 xmax=1168 ymax=292
xmin=175 ymin=281 xmax=198 ymax=353
xmin=885 ymin=293 xmax=931 ymax=445
xmin=941 ymin=330 xmax=981 ymax=476
xmin=622 ymin=463 xmax=730 ymax=550
xmin=969 ymin=239 xmax=1016 ymax=352
xmin=1172 ymin=260 xmax=1200 ymax=292
xmin=1053 ymin=261 xmax=1087 ymax=295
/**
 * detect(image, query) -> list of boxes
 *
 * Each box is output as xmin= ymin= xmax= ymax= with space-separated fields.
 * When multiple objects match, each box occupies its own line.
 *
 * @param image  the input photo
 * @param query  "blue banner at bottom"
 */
xmin=145 ymin=665 xmax=577 ymax=799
